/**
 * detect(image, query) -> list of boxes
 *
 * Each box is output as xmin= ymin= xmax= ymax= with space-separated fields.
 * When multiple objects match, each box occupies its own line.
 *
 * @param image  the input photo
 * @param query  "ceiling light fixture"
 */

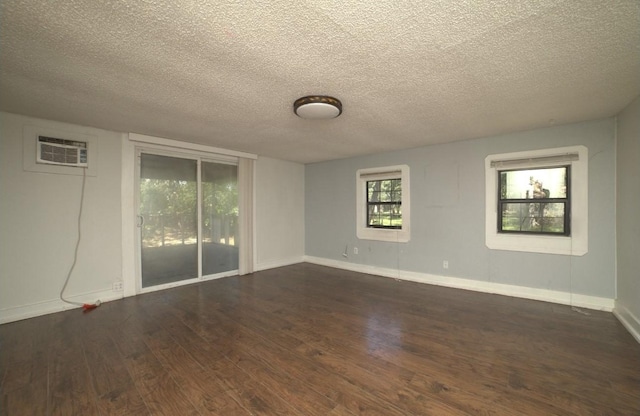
xmin=293 ymin=95 xmax=342 ymax=119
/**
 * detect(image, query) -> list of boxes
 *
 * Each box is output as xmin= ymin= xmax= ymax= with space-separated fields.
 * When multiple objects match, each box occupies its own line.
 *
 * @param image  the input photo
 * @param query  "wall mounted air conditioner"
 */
xmin=37 ymin=135 xmax=88 ymax=167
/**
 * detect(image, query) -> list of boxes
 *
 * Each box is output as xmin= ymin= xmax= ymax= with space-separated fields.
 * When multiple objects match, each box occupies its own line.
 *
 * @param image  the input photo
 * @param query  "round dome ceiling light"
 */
xmin=293 ymin=95 xmax=342 ymax=119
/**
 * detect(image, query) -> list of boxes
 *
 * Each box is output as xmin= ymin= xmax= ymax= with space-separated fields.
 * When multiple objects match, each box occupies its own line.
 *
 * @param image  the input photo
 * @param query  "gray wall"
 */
xmin=306 ymin=118 xmax=616 ymax=298
xmin=615 ymin=96 xmax=640 ymax=333
xmin=0 ymin=112 xmax=124 ymax=317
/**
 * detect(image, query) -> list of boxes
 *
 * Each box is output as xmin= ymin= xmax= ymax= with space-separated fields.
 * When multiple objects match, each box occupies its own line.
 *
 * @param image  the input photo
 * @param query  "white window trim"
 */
xmin=129 ymin=132 xmax=257 ymax=160
xmin=356 ymin=165 xmax=410 ymax=243
xmin=485 ymin=145 xmax=588 ymax=256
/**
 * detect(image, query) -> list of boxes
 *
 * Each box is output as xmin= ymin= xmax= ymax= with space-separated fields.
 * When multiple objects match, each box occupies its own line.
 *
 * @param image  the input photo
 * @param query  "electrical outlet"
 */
xmin=112 ymin=281 xmax=124 ymax=292
xmin=443 ymin=260 xmax=449 ymax=269
xmin=354 ymin=247 xmax=359 ymax=255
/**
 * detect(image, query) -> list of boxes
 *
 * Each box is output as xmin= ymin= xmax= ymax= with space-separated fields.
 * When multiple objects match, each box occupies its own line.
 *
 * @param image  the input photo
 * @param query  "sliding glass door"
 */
xmin=138 ymin=152 xmax=238 ymax=289
xmin=202 ymin=161 xmax=239 ymax=275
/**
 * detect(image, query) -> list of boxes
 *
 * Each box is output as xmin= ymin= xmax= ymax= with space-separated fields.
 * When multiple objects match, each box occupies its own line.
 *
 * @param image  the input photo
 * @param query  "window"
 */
xmin=485 ymin=146 xmax=588 ymax=256
xmin=498 ymin=166 xmax=570 ymax=235
xmin=367 ymin=178 xmax=402 ymax=229
xmin=357 ymin=165 xmax=410 ymax=242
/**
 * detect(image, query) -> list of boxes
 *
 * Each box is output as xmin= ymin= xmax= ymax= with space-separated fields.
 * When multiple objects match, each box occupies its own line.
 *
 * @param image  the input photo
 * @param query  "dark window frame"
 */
xmin=497 ymin=165 xmax=571 ymax=236
xmin=366 ymin=178 xmax=402 ymax=229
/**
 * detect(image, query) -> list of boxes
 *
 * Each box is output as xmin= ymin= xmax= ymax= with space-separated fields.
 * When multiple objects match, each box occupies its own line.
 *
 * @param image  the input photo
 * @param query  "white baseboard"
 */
xmin=304 ymin=256 xmax=614 ymax=312
xmin=613 ymin=302 xmax=640 ymax=343
xmin=1 ymin=254 xmax=305 ymax=324
xmin=0 ymin=289 xmax=123 ymax=324
xmin=2 ymin=259 xmax=620 ymax=331
xmin=255 ymin=256 xmax=305 ymax=272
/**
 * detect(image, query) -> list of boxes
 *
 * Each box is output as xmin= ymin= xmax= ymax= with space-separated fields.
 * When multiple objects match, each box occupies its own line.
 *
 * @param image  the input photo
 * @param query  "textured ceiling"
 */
xmin=1 ymin=1 xmax=639 ymax=164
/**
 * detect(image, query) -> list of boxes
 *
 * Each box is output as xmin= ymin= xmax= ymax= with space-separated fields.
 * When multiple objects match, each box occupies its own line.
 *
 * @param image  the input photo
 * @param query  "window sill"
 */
xmin=486 ymin=232 xmax=586 ymax=256
xmin=357 ymin=227 xmax=410 ymax=243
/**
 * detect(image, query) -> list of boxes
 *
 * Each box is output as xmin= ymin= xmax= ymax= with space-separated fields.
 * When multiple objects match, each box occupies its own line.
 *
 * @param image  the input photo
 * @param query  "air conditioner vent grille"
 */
xmin=37 ymin=135 xmax=88 ymax=167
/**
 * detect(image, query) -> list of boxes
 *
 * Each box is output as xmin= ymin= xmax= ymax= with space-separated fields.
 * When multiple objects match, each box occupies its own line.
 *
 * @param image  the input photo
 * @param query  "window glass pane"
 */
xmin=202 ymin=162 xmax=239 ymax=276
xmin=394 ymin=188 xmax=402 ymax=201
xmin=390 ymin=206 xmax=402 ymax=227
xmin=539 ymin=203 xmax=565 ymax=233
xmin=391 ymin=179 xmax=401 ymax=201
xmin=140 ymin=154 xmax=198 ymax=288
xmin=500 ymin=167 xmax=567 ymax=200
xmin=367 ymin=203 xmax=402 ymax=228
xmin=367 ymin=204 xmax=380 ymax=227
xmin=368 ymin=181 xmax=381 ymax=202
xmin=501 ymin=202 xmax=565 ymax=234
xmin=381 ymin=180 xmax=393 ymax=202
xmin=379 ymin=205 xmax=391 ymax=227
xmin=501 ymin=202 xmax=530 ymax=232
xmin=379 ymin=181 xmax=391 ymax=202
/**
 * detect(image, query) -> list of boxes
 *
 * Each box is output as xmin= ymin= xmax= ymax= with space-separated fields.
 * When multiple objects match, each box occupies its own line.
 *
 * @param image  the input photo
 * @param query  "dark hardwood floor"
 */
xmin=1 ymin=263 xmax=639 ymax=415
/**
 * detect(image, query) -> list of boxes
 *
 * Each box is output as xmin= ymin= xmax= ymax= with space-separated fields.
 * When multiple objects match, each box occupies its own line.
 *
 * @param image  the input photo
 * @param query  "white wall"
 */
xmin=614 ymin=96 xmax=640 ymax=342
xmin=306 ymin=118 xmax=616 ymax=310
xmin=255 ymin=156 xmax=305 ymax=270
xmin=0 ymin=112 xmax=124 ymax=322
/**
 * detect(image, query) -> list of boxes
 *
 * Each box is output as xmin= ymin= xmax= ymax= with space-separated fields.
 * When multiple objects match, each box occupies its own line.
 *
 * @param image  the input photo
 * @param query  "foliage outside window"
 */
xmin=140 ymin=154 xmax=238 ymax=248
xmin=141 ymin=178 xmax=198 ymax=247
xmin=367 ymin=178 xmax=402 ymax=229
xmin=498 ymin=166 xmax=570 ymax=235
xmin=202 ymin=162 xmax=239 ymax=246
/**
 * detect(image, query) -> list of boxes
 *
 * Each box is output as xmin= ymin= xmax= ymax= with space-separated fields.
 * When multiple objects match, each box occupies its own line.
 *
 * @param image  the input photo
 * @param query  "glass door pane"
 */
xmin=139 ymin=154 xmax=198 ymax=288
xmin=201 ymin=161 xmax=238 ymax=275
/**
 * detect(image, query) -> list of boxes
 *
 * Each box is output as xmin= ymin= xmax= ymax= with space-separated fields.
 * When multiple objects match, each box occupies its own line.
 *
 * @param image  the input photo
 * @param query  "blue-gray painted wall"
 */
xmin=305 ymin=118 xmax=615 ymax=298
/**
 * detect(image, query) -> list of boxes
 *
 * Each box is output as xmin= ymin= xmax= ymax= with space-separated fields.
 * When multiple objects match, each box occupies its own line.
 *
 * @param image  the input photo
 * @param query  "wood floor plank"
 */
xmin=82 ymin=329 xmax=139 ymax=397
xmin=124 ymin=349 xmax=200 ymax=416
xmin=225 ymin=343 xmax=339 ymax=415
xmin=49 ymin=353 xmax=99 ymax=415
xmin=94 ymin=384 xmax=150 ymax=416
xmin=216 ymin=320 xmax=411 ymax=415
xmin=1 ymin=381 xmax=48 ymax=416
xmin=80 ymin=326 xmax=149 ymax=415
xmin=46 ymin=312 xmax=100 ymax=415
xmin=103 ymin=303 xmax=200 ymax=416
xmin=207 ymin=357 xmax=302 ymax=416
xmin=0 ymin=314 xmax=51 ymax=398
xmin=1 ymin=263 xmax=639 ymax=415
xmin=259 ymin=265 xmax=640 ymax=414
xmin=153 ymin=303 xmax=301 ymax=415
xmin=141 ymin=320 xmax=251 ymax=415
xmin=225 ymin=282 xmax=510 ymax=415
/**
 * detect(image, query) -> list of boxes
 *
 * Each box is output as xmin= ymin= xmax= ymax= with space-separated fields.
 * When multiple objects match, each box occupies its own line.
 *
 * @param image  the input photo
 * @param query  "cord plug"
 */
xmin=82 ymin=299 xmax=101 ymax=312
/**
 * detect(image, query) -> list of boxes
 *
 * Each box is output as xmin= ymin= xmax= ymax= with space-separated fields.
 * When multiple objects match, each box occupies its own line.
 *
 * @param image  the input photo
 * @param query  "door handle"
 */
xmin=137 ymin=215 xmax=144 ymax=227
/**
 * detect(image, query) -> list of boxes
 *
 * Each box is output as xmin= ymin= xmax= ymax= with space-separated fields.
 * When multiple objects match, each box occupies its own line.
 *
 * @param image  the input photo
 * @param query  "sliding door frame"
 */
xmin=122 ymin=133 xmax=256 ymax=297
